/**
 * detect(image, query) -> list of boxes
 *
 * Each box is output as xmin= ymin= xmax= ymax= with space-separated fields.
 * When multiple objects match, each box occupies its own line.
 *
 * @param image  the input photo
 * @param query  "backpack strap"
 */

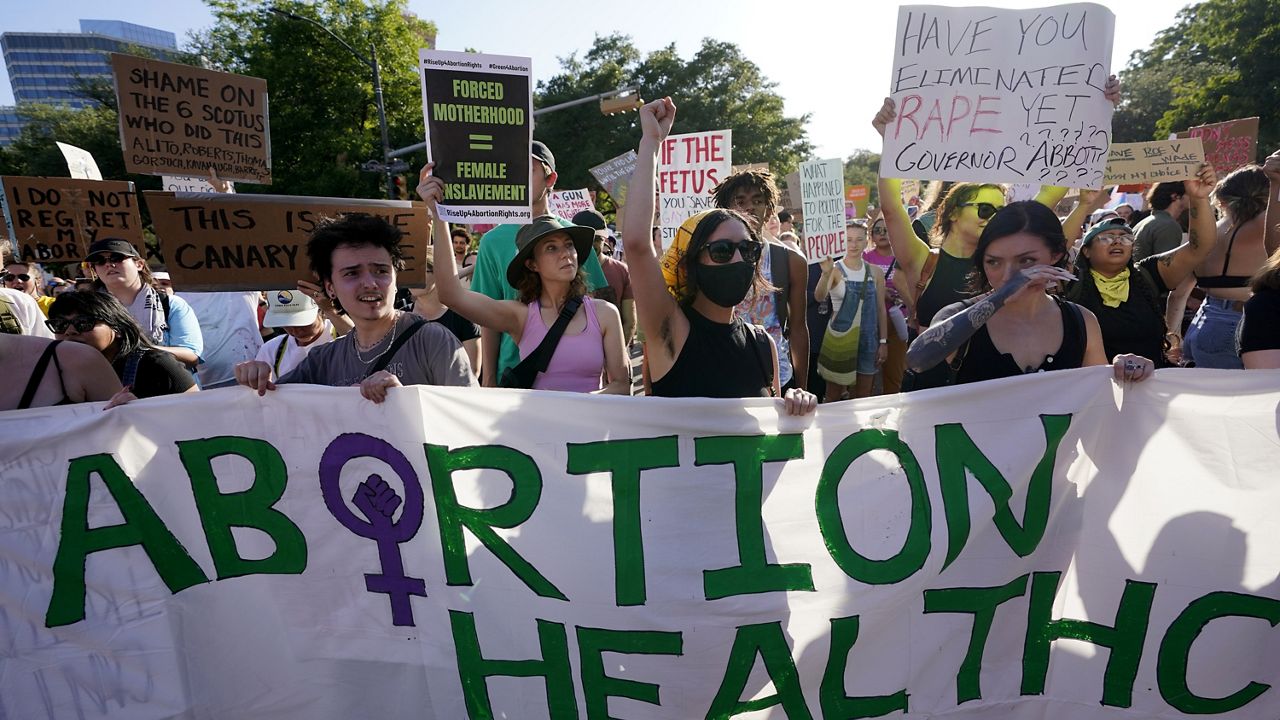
xmin=908 ymin=248 xmax=941 ymax=330
xmin=273 ymin=338 xmax=290 ymax=377
xmin=502 ymin=297 xmax=585 ymax=388
xmin=745 ymin=323 xmax=776 ymax=397
xmin=159 ymin=291 xmax=172 ymax=326
xmin=18 ymin=340 xmax=62 ymax=409
xmin=364 ymin=318 xmax=428 ymax=379
xmin=769 ymin=243 xmax=791 ymax=336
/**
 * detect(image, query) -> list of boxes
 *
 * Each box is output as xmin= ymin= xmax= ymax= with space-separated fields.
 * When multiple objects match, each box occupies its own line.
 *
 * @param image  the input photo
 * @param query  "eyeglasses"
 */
xmin=1092 ymin=233 xmax=1135 ymax=246
xmin=46 ymin=316 xmax=101 ymax=334
xmin=703 ymin=239 xmax=763 ymax=264
xmin=959 ymin=202 xmax=1003 ymax=220
xmin=3 ymin=273 xmax=31 ymax=282
xmin=89 ymin=252 xmax=131 ymax=266
xmin=870 ymin=224 xmax=887 ymax=235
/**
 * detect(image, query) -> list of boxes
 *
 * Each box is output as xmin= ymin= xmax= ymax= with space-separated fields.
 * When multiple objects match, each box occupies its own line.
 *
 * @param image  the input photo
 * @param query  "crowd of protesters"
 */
xmin=3 ymin=96 xmax=1279 ymax=413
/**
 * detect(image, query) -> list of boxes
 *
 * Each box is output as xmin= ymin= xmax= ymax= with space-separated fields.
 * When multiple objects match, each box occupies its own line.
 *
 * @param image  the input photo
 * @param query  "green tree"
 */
xmin=191 ymin=0 xmax=437 ymax=198
xmin=843 ymin=150 xmax=881 ymax=208
xmin=1112 ymin=61 xmax=1230 ymax=143
xmin=533 ymin=34 xmax=812 ymax=191
xmin=1122 ymin=0 xmax=1280 ymax=155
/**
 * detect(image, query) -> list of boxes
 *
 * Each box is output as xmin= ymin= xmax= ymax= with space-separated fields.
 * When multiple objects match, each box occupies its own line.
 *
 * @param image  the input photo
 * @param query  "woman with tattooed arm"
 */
xmin=905 ymin=201 xmax=1156 ymax=385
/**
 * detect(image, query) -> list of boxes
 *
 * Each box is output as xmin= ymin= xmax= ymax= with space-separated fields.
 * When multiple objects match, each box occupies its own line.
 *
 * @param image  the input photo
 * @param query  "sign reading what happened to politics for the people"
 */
xmin=658 ymin=129 xmax=731 ymax=247
xmin=0 ymin=176 xmax=142 ymax=262
xmin=881 ymin=4 xmax=1116 ymax=187
xmin=1102 ymin=138 xmax=1205 ymax=185
xmin=1187 ymin=117 xmax=1259 ymax=176
xmin=111 ymin=54 xmax=271 ymax=184
xmin=418 ymin=49 xmax=532 ymax=225
xmin=145 ymin=191 xmax=428 ymax=291
xmin=801 ymin=158 xmax=847 ymax=263
xmin=547 ymin=188 xmax=594 ymax=221
xmin=3 ymin=369 xmax=1280 ymax=719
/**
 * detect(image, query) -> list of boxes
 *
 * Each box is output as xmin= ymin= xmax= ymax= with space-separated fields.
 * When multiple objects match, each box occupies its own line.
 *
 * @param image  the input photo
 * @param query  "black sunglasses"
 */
xmin=89 ymin=252 xmax=130 ymax=266
xmin=703 ymin=239 xmax=763 ymax=264
xmin=870 ymin=223 xmax=888 ymax=235
xmin=3 ymin=273 xmax=31 ymax=282
xmin=959 ymin=202 xmax=1003 ymax=220
xmin=46 ymin=316 xmax=101 ymax=334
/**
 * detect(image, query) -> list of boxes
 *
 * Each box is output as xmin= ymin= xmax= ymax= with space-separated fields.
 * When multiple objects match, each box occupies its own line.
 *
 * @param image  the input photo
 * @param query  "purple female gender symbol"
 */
xmin=319 ymin=433 xmax=426 ymax=626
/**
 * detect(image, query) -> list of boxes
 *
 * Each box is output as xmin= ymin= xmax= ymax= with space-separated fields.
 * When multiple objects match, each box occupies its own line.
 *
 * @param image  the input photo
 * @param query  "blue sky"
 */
xmin=1 ymin=0 xmax=1188 ymax=157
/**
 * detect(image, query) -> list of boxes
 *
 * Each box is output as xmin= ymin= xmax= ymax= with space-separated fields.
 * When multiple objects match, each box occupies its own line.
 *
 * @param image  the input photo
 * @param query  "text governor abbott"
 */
xmin=424 ymin=69 xmax=530 ymax=205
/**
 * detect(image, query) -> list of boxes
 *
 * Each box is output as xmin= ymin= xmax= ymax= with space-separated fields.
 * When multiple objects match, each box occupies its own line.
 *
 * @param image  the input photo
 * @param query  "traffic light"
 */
xmin=600 ymin=95 xmax=643 ymax=116
xmin=392 ymin=175 xmax=408 ymax=200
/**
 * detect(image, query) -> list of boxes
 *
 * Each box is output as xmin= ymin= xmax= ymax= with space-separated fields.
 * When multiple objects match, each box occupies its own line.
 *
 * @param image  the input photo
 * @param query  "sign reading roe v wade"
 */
xmin=111 ymin=54 xmax=271 ymax=184
xmin=881 ymin=4 xmax=1116 ymax=187
xmin=419 ymin=49 xmax=533 ymax=225
xmin=3 ymin=369 xmax=1279 ymax=719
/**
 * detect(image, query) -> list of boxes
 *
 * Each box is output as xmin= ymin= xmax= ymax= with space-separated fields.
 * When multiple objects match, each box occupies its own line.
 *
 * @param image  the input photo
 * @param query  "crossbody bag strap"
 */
xmin=519 ymin=296 xmax=584 ymax=376
xmin=364 ymin=318 xmax=428 ymax=379
xmin=909 ymin=249 xmax=941 ymax=329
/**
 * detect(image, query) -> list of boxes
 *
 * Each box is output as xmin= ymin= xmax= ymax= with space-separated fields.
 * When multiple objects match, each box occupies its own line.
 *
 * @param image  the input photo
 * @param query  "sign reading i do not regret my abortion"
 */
xmin=419 ymin=49 xmax=533 ymax=225
xmin=881 ymin=4 xmax=1116 ymax=187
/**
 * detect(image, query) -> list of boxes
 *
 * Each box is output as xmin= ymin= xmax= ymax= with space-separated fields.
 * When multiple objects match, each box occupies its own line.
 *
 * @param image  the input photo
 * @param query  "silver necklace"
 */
xmin=354 ymin=312 xmax=401 ymax=365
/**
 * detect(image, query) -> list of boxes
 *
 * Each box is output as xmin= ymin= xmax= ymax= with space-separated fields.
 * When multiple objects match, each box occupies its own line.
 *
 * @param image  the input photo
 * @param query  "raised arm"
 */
xmin=873 ymin=98 xmax=931 ymax=286
xmin=1152 ymin=163 xmax=1218 ymax=288
xmin=1263 ymin=149 xmax=1280 ymax=256
xmin=1062 ymin=188 xmax=1112 ymax=244
xmin=905 ymin=264 xmax=1075 ymax=372
xmin=623 ymin=98 xmax=687 ymax=370
xmin=417 ymin=164 xmax=526 ymax=338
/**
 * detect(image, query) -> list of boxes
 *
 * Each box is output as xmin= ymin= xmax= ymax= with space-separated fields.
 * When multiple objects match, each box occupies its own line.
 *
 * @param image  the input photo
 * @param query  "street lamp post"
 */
xmin=269 ymin=8 xmax=405 ymax=198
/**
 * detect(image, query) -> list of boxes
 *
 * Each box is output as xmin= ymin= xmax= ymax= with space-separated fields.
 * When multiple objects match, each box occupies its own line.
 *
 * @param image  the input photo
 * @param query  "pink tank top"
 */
xmin=517 ymin=297 xmax=605 ymax=392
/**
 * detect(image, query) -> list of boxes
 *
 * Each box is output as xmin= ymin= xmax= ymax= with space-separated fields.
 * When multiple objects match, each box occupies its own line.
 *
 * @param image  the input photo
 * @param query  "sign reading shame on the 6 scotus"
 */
xmin=419 ymin=49 xmax=532 ymax=225
xmin=880 ymin=4 xmax=1116 ymax=187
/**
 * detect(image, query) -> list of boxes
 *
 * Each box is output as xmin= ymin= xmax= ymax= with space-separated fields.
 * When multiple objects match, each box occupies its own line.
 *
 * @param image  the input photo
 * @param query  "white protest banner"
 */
xmin=547 ymin=188 xmax=594 ymax=220
xmin=801 ymin=158 xmax=847 ymax=263
xmin=55 ymin=142 xmax=103 ymax=180
xmin=882 ymin=4 xmax=1116 ymax=187
xmin=419 ymin=49 xmax=532 ymax=225
xmin=1102 ymin=138 xmax=1205 ymax=185
xmin=658 ymin=129 xmax=731 ymax=247
xmin=4 ymin=369 xmax=1279 ymax=719
xmin=161 ymin=175 xmax=232 ymax=194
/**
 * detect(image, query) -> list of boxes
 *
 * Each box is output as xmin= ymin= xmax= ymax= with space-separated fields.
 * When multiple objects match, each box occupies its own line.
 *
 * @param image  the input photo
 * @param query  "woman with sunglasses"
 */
xmin=417 ymin=169 xmax=630 ymax=395
xmin=1065 ymin=164 xmax=1218 ymax=364
xmin=621 ymin=98 xmax=816 ymax=413
xmin=84 ymin=239 xmax=203 ymax=370
xmin=47 ymin=291 xmax=198 ymax=400
xmin=862 ymin=211 xmax=910 ymax=393
xmin=814 ymin=220 xmax=888 ymax=401
xmin=906 ymin=201 xmax=1157 ymax=385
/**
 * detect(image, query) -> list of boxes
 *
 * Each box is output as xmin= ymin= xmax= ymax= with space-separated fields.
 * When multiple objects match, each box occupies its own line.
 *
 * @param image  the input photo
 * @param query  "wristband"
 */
xmin=879 ymin=338 xmax=888 ymax=344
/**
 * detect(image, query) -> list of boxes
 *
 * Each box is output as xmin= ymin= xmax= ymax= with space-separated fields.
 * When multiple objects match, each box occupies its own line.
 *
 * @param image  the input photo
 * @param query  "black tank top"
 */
xmin=1197 ymin=224 xmax=1251 ymax=288
xmin=916 ymin=250 xmax=975 ymax=327
xmin=956 ymin=298 xmax=1086 ymax=385
xmin=651 ymin=306 xmax=772 ymax=399
xmin=18 ymin=340 xmax=71 ymax=409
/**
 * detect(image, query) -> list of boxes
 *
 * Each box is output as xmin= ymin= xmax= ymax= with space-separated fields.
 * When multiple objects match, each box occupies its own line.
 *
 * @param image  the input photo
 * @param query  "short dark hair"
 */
xmin=1146 ymin=181 xmax=1185 ymax=211
xmin=971 ymin=201 xmax=1068 ymax=292
xmin=49 ymin=290 xmax=153 ymax=357
xmin=306 ymin=213 xmax=406 ymax=283
xmin=777 ymin=210 xmax=793 ymax=224
xmin=711 ymin=170 xmax=781 ymax=215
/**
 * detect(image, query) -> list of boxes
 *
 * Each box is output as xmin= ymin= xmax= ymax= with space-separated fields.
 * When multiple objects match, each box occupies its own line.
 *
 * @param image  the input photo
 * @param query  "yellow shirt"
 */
xmin=36 ymin=295 xmax=55 ymax=317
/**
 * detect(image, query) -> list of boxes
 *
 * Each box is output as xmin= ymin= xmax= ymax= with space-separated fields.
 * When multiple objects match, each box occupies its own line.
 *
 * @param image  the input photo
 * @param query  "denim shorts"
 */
xmin=1184 ymin=297 xmax=1243 ymax=369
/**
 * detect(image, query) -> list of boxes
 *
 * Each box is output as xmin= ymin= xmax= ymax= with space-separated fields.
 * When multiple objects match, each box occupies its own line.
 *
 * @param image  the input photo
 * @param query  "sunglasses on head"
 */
xmin=703 ymin=239 xmax=763 ymax=264
xmin=959 ymin=202 xmax=1003 ymax=220
xmin=46 ymin=316 xmax=100 ymax=334
xmin=89 ymin=252 xmax=130 ymax=266
xmin=3 ymin=273 xmax=30 ymax=282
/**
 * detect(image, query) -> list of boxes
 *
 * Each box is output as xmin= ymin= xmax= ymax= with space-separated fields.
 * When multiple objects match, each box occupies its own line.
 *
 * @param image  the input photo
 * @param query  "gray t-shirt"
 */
xmin=279 ymin=317 xmax=476 ymax=388
xmin=1132 ymin=210 xmax=1184 ymax=262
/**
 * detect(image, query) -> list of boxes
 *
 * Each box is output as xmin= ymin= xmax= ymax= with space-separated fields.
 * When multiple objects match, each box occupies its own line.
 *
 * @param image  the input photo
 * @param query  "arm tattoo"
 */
xmin=1188 ymin=203 xmax=1201 ymax=250
xmin=905 ymin=274 xmax=1028 ymax=372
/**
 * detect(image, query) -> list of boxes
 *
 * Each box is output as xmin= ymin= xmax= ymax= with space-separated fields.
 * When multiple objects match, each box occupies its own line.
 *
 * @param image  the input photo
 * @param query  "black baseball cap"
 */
xmin=572 ymin=209 xmax=607 ymax=231
xmin=84 ymin=238 xmax=141 ymax=262
xmin=532 ymin=140 xmax=556 ymax=173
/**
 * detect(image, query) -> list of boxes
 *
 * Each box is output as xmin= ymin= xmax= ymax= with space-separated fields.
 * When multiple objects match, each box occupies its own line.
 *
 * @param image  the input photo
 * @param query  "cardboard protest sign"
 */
xmin=783 ymin=169 xmax=802 ymax=211
xmin=882 ymin=4 xmax=1116 ymax=186
xmin=0 ymin=176 xmax=142 ymax=262
xmin=1102 ymin=138 xmax=1204 ymax=185
xmin=145 ymin=192 xmax=428 ymax=291
xmin=111 ymin=54 xmax=271 ymax=184
xmin=801 ymin=159 xmax=847 ymax=262
xmin=730 ymin=161 xmax=770 ymax=174
xmin=658 ymin=129 xmax=731 ymax=246
xmin=1187 ymin=117 xmax=1258 ymax=175
xmin=4 ymin=369 xmax=1280 ymax=719
xmin=55 ymin=142 xmax=103 ymax=180
xmin=162 ymin=175 xmax=231 ymax=194
xmin=588 ymin=150 xmax=637 ymax=201
xmin=418 ymin=49 xmax=532 ymax=225
xmin=547 ymin=188 xmax=594 ymax=220
xmin=844 ymin=183 xmax=870 ymax=219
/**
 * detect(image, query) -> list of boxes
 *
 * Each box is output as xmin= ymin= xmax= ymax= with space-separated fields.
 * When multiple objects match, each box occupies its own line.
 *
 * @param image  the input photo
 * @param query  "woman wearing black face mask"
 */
xmin=623 ymin=97 xmax=817 ymax=413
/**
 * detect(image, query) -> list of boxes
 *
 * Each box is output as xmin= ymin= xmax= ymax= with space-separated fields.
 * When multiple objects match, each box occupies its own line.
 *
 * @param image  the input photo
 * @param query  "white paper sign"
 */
xmin=547 ymin=188 xmax=594 ymax=221
xmin=55 ymin=142 xmax=103 ymax=180
xmin=658 ymin=129 xmax=731 ymax=247
xmin=800 ymin=158 xmax=847 ymax=263
xmin=4 ymin=370 xmax=1279 ymax=719
xmin=162 ymin=175 xmax=230 ymax=193
xmin=881 ymin=4 xmax=1116 ymax=187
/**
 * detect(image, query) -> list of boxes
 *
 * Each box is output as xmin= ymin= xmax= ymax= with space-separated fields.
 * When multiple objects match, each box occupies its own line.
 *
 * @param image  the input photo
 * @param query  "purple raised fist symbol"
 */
xmin=319 ymin=433 xmax=426 ymax=626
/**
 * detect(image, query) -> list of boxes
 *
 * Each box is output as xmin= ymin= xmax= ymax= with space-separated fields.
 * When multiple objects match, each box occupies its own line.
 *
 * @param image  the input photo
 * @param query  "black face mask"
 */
xmin=696 ymin=261 xmax=755 ymax=307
